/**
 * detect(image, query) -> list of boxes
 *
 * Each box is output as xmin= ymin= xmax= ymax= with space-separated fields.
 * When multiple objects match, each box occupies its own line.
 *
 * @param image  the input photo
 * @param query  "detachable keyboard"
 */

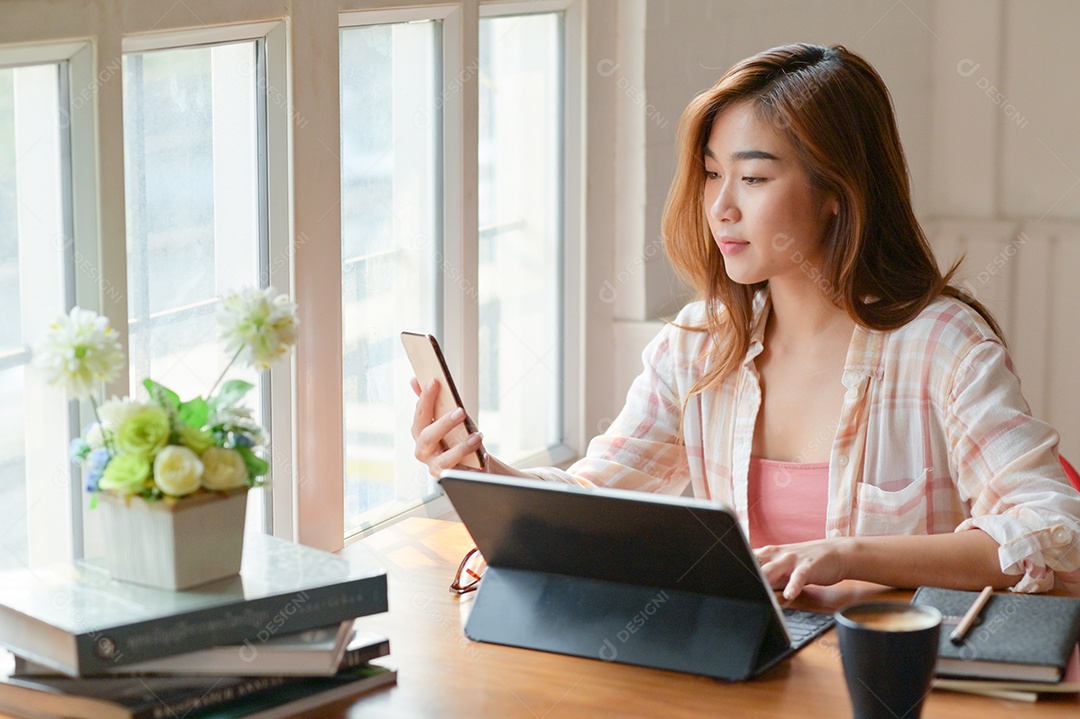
xmin=782 ymin=608 xmax=835 ymax=649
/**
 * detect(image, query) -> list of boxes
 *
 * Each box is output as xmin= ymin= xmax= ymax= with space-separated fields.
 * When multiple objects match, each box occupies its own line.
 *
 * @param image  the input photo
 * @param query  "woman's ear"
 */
xmin=819 ymin=194 xmax=840 ymax=222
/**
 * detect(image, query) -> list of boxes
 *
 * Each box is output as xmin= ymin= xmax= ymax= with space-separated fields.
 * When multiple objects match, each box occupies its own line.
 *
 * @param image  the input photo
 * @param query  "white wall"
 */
xmin=607 ymin=0 xmax=1080 ymax=460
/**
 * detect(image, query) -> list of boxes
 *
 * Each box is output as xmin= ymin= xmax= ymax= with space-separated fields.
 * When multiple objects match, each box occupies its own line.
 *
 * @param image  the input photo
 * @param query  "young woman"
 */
xmin=411 ymin=43 xmax=1080 ymax=599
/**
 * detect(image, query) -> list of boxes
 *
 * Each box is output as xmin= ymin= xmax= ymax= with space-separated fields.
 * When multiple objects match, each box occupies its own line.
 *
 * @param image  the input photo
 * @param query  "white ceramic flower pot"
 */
xmin=97 ymin=488 xmax=249 ymax=590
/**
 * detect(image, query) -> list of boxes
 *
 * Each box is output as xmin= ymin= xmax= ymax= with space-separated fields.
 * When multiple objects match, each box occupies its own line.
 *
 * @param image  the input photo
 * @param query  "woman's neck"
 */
xmin=766 ymin=281 xmax=853 ymax=347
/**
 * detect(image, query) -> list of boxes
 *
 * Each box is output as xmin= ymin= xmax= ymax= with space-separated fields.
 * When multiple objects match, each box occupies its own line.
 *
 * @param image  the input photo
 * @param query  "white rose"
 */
xmin=152 ymin=445 xmax=203 ymax=497
xmin=200 ymin=447 xmax=249 ymax=491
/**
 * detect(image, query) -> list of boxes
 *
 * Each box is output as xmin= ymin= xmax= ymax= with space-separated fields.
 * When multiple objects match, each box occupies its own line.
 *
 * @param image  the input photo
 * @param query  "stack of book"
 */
xmin=0 ymin=533 xmax=394 ymax=719
xmin=913 ymin=586 xmax=1080 ymax=702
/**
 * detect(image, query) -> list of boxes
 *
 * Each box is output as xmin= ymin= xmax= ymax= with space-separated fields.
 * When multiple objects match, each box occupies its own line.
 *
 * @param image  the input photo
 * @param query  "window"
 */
xmin=338 ymin=6 xmax=576 ymax=536
xmin=122 ymin=39 xmax=271 ymax=537
xmin=340 ymin=18 xmax=441 ymax=534
xmin=3 ymin=1 xmax=585 ymax=553
xmin=0 ymin=61 xmax=72 ymax=570
xmin=477 ymin=12 xmax=564 ymax=461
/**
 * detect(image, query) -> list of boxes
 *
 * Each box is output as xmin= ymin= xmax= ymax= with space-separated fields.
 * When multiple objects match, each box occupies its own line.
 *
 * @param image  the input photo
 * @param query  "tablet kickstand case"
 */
xmin=440 ymin=472 xmax=794 ymax=681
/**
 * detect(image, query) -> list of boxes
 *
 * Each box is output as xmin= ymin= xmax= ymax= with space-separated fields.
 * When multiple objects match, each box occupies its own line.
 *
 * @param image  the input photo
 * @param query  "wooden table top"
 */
xmin=339 ymin=517 xmax=1080 ymax=718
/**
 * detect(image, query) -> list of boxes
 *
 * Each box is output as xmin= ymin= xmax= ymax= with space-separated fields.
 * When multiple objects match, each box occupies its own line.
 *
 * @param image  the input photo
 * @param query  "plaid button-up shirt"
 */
xmin=531 ymin=290 xmax=1080 ymax=593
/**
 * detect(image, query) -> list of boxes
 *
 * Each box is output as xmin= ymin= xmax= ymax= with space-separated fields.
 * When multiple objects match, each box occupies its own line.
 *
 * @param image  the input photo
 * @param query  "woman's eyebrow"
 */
xmin=703 ymin=146 xmax=781 ymax=161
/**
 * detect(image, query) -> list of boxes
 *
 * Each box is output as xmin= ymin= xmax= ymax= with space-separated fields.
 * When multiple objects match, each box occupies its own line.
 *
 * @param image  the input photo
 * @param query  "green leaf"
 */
xmin=178 ymin=397 xmax=210 ymax=428
xmin=143 ymin=379 xmax=181 ymax=410
xmin=237 ymin=445 xmax=269 ymax=479
xmin=212 ymin=380 xmax=254 ymax=410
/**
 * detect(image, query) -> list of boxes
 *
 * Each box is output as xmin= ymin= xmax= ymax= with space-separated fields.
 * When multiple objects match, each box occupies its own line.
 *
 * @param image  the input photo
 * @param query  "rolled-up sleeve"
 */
xmin=947 ymin=341 xmax=1080 ymax=593
xmin=528 ymin=321 xmax=692 ymax=496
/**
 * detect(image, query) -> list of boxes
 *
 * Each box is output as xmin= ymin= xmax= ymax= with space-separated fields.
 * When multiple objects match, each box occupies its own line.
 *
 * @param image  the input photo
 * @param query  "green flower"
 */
xmin=176 ymin=424 xmax=215 ymax=454
xmin=115 ymin=406 xmax=170 ymax=458
xmin=99 ymin=454 xmax=152 ymax=494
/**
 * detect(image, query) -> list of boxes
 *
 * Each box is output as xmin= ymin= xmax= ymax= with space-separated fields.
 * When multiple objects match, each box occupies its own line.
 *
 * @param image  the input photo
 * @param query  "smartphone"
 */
xmin=401 ymin=332 xmax=486 ymax=470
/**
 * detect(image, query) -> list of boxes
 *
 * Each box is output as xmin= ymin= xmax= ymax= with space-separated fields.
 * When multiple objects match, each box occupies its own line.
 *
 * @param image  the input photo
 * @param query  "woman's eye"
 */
xmin=743 ymin=176 xmax=766 ymax=185
xmin=705 ymin=170 xmax=720 ymax=180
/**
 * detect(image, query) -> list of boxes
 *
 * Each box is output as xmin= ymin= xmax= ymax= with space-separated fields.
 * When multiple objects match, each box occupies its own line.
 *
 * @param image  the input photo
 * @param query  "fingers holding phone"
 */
xmin=402 ymin=332 xmax=487 ymax=473
xmin=410 ymin=377 xmax=487 ymax=476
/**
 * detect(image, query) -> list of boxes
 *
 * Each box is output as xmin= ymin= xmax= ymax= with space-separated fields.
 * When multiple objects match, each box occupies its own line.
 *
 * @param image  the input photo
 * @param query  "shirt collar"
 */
xmin=743 ymin=289 xmax=770 ymax=364
xmin=742 ymin=286 xmax=886 ymax=384
xmin=844 ymin=324 xmax=886 ymax=382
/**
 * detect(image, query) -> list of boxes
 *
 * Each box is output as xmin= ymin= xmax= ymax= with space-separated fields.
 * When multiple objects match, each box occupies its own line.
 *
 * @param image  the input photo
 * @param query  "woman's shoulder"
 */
xmin=642 ymin=300 xmax=723 ymax=376
xmin=877 ymin=295 xmax=1008 ymax=395
xmin=670 ymin=299 xmax=711 ymax=326
xmin=890 ymin=294 xmax=1002 ymax=350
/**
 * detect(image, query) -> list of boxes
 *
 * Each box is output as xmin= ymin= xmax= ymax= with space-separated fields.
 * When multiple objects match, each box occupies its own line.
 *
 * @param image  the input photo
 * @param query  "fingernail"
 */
xmin=427 ymin=379 xmax=437 ymax=390
xmin=451 ymin=407 xmax=465 ymax=420
xmin=467 ymin=433 xmax=483 ymax=447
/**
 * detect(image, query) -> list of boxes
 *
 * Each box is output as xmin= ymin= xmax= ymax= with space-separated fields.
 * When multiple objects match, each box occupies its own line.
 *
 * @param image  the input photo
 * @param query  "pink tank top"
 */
xmin=747 ymin=456 xmax=830 ymax=548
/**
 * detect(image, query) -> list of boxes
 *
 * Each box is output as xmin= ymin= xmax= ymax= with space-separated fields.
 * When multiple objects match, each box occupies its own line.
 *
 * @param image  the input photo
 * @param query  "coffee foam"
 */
xmin=843 ymin=606 xmax=940 ymax=632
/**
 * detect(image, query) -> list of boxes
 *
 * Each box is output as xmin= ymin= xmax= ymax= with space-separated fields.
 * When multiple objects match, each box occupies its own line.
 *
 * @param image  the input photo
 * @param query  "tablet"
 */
xmin=438 ymin=470 xmax=830 ymax=680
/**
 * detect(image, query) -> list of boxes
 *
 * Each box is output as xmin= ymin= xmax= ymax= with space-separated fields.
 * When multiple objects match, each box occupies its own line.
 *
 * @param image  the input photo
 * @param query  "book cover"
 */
xmin=185 ymin=664 xmax=396 ymax=719
xmin=933 ymin=644 xmax=1080 ymax=701
xmin=13 ymin=627 xmax=390 ymax=678
xmin=0 ymin=533 xmax=387 ymax=677
xmin=0 ymin=671 xmax=291 ymax=719
xmin=911 ymin=586 xmax=1080 ymax=682
xmin=0 ymin=662 xmax=396 ymax=719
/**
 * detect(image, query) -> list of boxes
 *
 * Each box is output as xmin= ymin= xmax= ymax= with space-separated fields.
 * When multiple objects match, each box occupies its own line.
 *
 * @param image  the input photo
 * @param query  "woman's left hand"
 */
xmin=754 ymin=539 xmax=852 ymax=601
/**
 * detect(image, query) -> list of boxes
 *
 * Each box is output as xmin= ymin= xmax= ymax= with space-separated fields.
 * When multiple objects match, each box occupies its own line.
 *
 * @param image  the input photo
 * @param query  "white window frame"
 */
xmin=118 ymin=20 xmax=296 ymax=544
xmin=479 ymin=0 xmax=584 ymax=472
xmin=0 ymin=0 xmax=589 ymax=557
xmin=331 ymin=0 xmax=585 ymax=539
xmin=0 ymin=40 xmax=94 ymax=567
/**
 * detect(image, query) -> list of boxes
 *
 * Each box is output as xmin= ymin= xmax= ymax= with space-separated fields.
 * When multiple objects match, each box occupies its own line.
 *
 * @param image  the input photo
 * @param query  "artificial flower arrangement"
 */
xmin=35 ymin=287 xmax=298 ymax=505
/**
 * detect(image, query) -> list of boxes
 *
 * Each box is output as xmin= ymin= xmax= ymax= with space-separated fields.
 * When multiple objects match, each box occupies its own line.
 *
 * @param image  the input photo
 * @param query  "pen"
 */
xmin=949 ymin=585 xmax=993 ymax=645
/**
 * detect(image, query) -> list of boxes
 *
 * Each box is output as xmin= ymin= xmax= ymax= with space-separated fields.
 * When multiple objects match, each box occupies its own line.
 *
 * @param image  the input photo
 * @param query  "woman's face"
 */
xmin=702 ymin=102 xmax=837 ymax=289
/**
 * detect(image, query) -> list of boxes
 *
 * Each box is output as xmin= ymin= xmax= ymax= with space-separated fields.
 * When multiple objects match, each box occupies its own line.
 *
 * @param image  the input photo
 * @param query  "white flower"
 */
xmin=200 ymin=447 xmax=249 ymax=491
xmin=98 ymin=396 xmax=145 ymax=430
xmin=153 ymin=446 xmax=203 ymax=497
xmin=209 ymin=405 xmax=267 ymax=446
xmin=219 ymin=287 xmax=298 ymax=369
xmin=34 ymin=308 xmax=124 ymax=400
xmin=84 ymin=422 xmax=107 ymax=450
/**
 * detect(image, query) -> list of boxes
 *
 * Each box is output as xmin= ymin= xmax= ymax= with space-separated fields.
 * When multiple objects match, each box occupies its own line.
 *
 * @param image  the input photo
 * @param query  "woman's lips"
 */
xmin=717 ymin=236 xmax=749 ymax=255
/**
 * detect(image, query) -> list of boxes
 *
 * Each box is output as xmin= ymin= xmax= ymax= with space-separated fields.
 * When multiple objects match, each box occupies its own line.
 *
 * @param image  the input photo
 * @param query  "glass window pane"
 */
xmin=340 ymin=21 xmax=439 ymax=535
xmin=0 ymin=63 xmax=69 ymax=571
xmin=478 ymin=14 xmax=564 ymax=460
xmin=122 ymin=41 xmax=268 ymax=531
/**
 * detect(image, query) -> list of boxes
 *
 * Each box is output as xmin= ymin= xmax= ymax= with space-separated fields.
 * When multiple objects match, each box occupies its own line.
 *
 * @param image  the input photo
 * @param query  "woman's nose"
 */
xmin=708 ymin=182 xmax=739 ymax=223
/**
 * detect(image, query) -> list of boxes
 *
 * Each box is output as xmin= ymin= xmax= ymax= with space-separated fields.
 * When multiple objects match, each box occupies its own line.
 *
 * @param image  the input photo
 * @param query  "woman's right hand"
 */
xmin=410 ymin=377 xmax=486 ymax=478
xmin=409 ymin=377 xmax=529 ymax=479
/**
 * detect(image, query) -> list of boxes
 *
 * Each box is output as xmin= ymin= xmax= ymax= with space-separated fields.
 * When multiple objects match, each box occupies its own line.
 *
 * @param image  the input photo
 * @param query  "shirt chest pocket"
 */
xmin=852 ymin=470 xmax=930 ymax=536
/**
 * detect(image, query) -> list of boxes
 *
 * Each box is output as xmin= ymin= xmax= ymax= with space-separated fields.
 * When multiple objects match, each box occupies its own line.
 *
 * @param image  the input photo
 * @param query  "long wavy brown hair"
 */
xmin=663 ymin=43 xmax=1001 ymax=399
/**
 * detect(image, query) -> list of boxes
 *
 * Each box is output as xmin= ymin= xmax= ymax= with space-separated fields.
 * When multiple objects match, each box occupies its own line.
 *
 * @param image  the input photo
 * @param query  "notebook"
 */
xmin=438 ymin=470 xmax=834 ymax=681
xmin=912 ymin=586 xmax=1080 ymax=683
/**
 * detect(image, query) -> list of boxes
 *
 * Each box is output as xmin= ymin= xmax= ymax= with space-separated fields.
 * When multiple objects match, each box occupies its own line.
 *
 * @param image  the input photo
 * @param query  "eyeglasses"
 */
xmin=450 ymin=547 xmax=486 ymax=594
